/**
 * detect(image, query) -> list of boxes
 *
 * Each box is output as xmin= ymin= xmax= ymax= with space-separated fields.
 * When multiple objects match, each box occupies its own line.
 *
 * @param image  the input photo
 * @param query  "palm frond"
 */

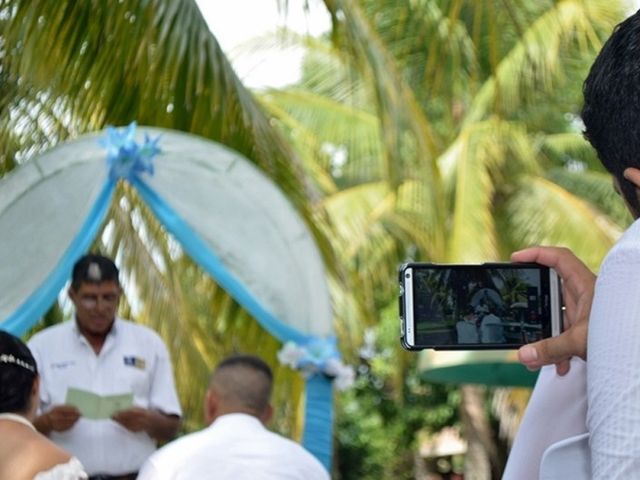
xmin=505 ymin=176 xmax=621 ymax=270
xmin=542 ymin=132 xmax=602 ymax=171
xmin=322 ymin=0 xmax=447 ymax=250
xmin=1 ymin=0 xmax=328 ymax=235
xmin=464 ymin=0 xmax=622 ymax=124
xmin=443 ymin=118 xmax=539 ymax=261
xmin=261 ymin=89 xmax=383 ymax=187
xmin=546 ymin=167 xmax=632 ymax=228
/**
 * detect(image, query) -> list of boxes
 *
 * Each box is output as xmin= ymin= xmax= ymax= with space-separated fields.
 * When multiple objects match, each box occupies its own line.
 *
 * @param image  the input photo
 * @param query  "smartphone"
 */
xmin=399 ymin=262 xmax=563 ymax=350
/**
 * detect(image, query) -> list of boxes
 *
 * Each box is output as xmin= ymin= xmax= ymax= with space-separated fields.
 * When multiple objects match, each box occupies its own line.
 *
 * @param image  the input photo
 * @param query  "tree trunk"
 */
xmin=460 ymin=385 xmax=504 ymax=479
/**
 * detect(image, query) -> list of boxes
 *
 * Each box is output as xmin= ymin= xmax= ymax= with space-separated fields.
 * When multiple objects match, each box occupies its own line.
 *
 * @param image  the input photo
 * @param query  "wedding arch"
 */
xmin=0 ymin=124 xmax=347 ymax=469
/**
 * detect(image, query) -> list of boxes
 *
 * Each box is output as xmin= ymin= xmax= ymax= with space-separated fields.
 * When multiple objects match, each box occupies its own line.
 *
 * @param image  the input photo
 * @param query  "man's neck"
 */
xmin=76 ymin=320 xmax=113 ymax=354
xmin=209 ymin=407 xmax=267 ymax=426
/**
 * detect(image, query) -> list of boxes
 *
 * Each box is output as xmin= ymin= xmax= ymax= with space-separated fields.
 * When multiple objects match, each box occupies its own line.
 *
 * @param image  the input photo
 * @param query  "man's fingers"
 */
xmin=511 ymin=246 xmax=573 ymax=270
xmin=54 ymin=405 xmax=80 ymax=416
xmin=511 ymin=247 xmax=594 ymax=288
xmin=555 ymin=359 xmax=571 ymax=376
xmin=518 ymin=328 xmax=586 ymax=370
xmin=536 ymin=335 xmax=573 ymax=365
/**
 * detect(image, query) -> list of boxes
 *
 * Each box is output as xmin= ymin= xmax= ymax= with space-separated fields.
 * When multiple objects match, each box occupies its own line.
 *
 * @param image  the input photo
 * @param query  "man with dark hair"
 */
xmin=137 ymin=354 xmax=330 ymax=480
xmin=28 ymin=253 xmax=182 ymax=480
xmin=70 ymin=254 xmax=120 ymax=290
xmin=504 ymin=9 xmax=640 ymax=479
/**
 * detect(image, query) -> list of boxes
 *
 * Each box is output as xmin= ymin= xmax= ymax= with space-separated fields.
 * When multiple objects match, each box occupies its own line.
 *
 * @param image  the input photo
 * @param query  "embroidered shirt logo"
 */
xmin=123 ymin=356 xmax=146 ymax=370
xmin=50 ymin=361 xmax=76 ymax=370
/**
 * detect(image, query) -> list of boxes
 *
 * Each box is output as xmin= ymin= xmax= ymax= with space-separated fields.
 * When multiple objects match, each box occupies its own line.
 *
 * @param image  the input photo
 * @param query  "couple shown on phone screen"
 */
xmin=401 ymin=263 xmax=558 ymax=350
xmin=455 ymin=304 xmax=504 ymax=345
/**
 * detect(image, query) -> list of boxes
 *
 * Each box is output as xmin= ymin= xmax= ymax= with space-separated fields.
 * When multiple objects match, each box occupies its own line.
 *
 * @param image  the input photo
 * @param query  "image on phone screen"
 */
xmin=400 ymin=263 xmax=562 ymax=350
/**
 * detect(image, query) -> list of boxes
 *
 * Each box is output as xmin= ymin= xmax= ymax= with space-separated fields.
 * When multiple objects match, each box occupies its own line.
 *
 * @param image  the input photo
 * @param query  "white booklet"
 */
xmin=65 ymin=387 xmax=134 ymax=420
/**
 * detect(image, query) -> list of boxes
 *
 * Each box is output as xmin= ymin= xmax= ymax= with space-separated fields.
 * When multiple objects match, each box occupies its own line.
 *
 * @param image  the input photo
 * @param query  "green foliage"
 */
xmin=334 ymin=304 xmax=459 ymax=479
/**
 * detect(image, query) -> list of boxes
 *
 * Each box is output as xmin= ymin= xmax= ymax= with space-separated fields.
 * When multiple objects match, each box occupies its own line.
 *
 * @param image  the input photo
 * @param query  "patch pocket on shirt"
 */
xmin=119 ymin=356 xmax=151 ymax=397
xmin=123 ymin=355 xmax=147 ymax=370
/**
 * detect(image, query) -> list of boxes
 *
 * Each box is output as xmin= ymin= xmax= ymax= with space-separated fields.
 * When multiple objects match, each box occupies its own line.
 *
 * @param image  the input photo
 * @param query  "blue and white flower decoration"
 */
xmin=99 ymin=122 xmax=161 ymax=181
xmin=277 ymin=337 xmax=355 ymax=391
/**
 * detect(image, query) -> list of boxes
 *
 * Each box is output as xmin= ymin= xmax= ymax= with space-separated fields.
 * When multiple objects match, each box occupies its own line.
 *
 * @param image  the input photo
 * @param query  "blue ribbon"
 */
xmin=303 ymin=375 xmax=334 ymax=471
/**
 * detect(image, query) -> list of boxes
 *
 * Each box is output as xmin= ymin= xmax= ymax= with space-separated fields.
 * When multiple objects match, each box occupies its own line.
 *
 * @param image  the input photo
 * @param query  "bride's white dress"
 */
xmin=33 ymin=457 xmax=88 ymax=480
xmin=0 ymin=413 xmax=88 ymax=480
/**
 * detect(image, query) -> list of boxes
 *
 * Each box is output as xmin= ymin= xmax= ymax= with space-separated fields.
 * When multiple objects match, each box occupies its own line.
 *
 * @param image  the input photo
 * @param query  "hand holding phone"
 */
xmin=511 ymin=247 xmax=595 ymax=374
xmin=400 ymin=262 xmax=563 ymax=350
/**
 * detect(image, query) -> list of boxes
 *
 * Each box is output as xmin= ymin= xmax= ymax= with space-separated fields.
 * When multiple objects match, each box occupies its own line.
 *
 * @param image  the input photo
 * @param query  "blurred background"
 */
xmin=1 ymin=0 xmax=638 ymax=478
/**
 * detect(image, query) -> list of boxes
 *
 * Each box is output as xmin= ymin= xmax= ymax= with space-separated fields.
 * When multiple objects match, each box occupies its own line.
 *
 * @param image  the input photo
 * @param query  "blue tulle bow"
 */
xmin=99 ymin=122 xmax=160 ymax=180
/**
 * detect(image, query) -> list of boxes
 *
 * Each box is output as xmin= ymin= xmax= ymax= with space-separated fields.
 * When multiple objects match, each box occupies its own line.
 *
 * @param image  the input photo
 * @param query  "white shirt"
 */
xmin=137 ymin=413 xmax=331 ymax=480
xmin=504 ymin=218 xmax=640 ymax=479
xmin=539 ymin=433 xmax=590 ymax=480
xmin=28 ymin=318 xmax=182 ymax=476
xmin=456 ymin=320 xmax=478 ymax=343
xmin=502 ymin=359 xmax=587 ymax=479
xmin=479 ymin=313 xmax=504 ymax=343
xmin=587 ymin=217 xmax=640 ymax=476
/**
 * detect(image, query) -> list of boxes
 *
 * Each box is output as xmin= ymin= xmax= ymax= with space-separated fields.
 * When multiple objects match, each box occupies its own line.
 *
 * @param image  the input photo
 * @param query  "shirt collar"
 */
xmin=210 ymin=413 xmax=265 ymax=430
xmin=72 ymin=317 xmax=120 ymax=343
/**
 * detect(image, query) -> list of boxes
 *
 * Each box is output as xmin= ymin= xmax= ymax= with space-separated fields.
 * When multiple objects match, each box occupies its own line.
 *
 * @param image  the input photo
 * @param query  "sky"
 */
xmin=194 ymin=0 xmax=330 ymax=89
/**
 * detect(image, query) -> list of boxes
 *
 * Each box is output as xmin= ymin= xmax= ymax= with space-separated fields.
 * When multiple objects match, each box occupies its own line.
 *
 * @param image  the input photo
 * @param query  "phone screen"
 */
xmin=400 ymin=263 xmax=562 ymax=350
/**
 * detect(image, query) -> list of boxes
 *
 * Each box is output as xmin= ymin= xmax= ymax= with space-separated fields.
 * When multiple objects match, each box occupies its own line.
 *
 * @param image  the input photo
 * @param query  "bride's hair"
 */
xmin=0 ymin=330 xmax=38 ymax=414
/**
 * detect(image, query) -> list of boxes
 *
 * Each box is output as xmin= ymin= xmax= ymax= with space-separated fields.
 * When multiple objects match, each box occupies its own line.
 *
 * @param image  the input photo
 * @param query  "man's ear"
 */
xmin=259 ymin=404 xmax=274 ymax=425
xmin=623 ymin=167 xmax=640 ymax=188
xmin=68 ymin=286 xmax=78 ymax=304
xmin=204 ymin=389 xmax=218 ymax=425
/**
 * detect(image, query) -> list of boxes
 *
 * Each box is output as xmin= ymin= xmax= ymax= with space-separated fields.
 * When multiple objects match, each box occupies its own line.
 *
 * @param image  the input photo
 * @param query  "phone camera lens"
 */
xmin=405 ymin=273 xmax=410 ymax=279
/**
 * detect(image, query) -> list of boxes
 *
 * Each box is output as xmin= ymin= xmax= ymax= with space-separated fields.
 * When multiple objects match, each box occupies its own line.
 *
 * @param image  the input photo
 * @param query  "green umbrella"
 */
xmin=418 ymin=349 xmax=539 ymax=387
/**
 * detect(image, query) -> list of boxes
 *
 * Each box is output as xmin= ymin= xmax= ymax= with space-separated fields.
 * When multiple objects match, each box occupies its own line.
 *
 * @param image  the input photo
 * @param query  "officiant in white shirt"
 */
xmin=28 ymin=254 xmax=182 ymax=480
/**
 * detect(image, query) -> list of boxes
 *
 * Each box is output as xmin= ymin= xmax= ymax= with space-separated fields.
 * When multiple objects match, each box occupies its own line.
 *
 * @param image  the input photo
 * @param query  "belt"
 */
xmin=88 ymin=473 xmax=138 ymax=480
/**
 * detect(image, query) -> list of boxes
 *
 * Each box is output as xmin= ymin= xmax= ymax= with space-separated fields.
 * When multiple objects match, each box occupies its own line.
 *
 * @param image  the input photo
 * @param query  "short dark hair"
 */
xmin=0 ymin=330 xmax=38 ymax=414
xmin=210 ymin=354 xmax=273 ymax=414
xmin=71 ymin=254 xmax=120 ymax=290
xmin=582 ymin=10 xmax=640 ymax=213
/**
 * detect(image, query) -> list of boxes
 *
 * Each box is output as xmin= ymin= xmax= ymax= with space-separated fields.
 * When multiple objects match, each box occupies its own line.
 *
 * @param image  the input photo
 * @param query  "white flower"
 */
xmin=278 ymin=340 xmax=355 ymax=391
xmin=358 ymin=328 xmax=377 ymax=360
xmin=277 ymin=342 xmax=306 ymax=369
xmin=323 ymin=358 xmax=355 ymax=390
xmin=334 ymin=364 xmax=356 ymax=391
xmin=323 ymin=357 xmax=344 ymax=377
